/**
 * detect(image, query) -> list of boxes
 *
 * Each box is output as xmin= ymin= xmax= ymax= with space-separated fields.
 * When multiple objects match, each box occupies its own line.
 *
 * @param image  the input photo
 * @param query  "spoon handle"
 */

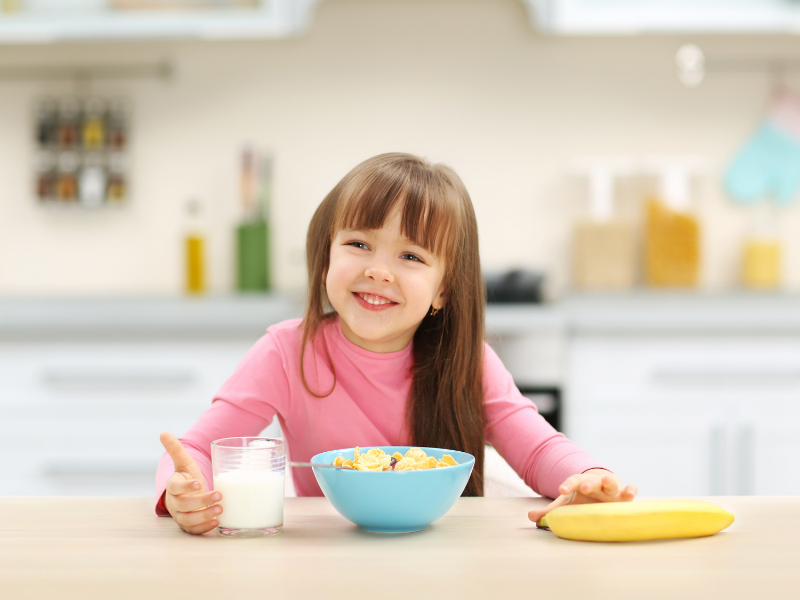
xmin=289 ymin=461 xmax=351 ymax=470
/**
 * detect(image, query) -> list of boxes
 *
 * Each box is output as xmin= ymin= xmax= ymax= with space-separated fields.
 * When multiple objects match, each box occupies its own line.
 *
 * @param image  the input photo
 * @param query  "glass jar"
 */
xmin=571 ymin=161 xmax=636 ymax=290
xmin=741 ymin=206 xmax=781 ymax=289
xmin=643 ymin=163 xmax=702 ymax=288
xmin=644 ymin=198 xmax=700 ymax=287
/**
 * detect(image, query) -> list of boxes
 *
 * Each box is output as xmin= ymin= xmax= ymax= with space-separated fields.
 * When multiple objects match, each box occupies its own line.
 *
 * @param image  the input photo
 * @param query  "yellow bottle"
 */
xmin=81 ymin=98 xmax=106 ymax=151
xmin=184 ymin=199 xmax=206 ymax=294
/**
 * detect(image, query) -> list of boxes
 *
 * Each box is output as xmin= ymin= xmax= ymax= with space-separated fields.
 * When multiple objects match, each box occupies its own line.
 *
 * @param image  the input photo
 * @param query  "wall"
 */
xmin=1 ymin=0 xmax=799 ymax=296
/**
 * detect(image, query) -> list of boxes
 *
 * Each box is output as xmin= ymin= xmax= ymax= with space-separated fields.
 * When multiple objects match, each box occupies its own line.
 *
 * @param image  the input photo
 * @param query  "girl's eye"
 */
xmin=345 ymin=242 xmax=423 ymax=263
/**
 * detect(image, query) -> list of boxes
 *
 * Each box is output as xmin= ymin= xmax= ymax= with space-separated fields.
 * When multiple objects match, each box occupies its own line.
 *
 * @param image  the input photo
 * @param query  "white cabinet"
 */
xmin=741 ymin=400 xmax=800 ymax=496
xmin=0 ymin=295 xmax=302 ymax=498
xmin=0 ymin=338 xmax=264 ymax=497
xmin=565 ymin=335 xmax=800 ymax=496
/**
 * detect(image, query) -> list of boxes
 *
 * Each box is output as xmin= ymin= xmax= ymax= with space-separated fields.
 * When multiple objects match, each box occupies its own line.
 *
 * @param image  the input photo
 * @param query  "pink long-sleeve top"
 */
xmin=155 ymin=315 xmax=607 ymax=515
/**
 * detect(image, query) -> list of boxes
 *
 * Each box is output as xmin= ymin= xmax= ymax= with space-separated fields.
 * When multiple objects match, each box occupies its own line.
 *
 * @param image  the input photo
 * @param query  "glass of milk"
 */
xmin=211 ymin=437 xmax=286 ymax=537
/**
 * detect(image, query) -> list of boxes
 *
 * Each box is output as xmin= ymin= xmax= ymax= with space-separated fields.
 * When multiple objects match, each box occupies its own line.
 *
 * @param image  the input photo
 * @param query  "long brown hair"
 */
xmin=301 ymin=153 xmax=485 ymax=496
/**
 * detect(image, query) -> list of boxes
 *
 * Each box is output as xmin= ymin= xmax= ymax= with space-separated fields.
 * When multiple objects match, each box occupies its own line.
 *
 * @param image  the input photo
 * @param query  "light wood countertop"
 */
xmin=2 ymin=496 xmax=798 ymax=600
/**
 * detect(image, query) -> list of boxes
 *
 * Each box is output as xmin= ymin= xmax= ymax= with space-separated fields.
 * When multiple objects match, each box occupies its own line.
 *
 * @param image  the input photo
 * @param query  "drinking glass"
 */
xmin=211 ymin=437 xmax=286 ymax=537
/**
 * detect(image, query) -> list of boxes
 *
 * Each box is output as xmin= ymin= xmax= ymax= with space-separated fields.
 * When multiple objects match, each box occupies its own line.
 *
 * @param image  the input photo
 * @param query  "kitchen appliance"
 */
xmin=484 ymin=269 xmax=545 ymax=304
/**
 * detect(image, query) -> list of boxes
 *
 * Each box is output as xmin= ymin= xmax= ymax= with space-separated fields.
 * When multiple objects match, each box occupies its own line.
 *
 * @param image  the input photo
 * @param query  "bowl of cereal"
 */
xmin=310 ymin=446 xmax=474 ymax=534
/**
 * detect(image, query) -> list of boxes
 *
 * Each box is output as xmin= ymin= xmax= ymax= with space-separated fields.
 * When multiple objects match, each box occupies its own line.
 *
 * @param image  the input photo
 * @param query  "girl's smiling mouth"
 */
xmin=352 ymin=291 xmax=399 ymax=311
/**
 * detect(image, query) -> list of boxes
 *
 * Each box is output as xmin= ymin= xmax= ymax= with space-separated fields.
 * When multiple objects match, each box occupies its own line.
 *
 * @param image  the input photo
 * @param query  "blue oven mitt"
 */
xmin=724 ymin=92 xmax=800 ymax=206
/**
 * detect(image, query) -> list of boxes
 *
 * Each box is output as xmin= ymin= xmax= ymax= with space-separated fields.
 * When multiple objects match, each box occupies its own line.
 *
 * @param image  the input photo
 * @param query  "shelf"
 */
xmin=5 ymin=0 xmax=800 ymax=42
xmin=0 ymin=0 xmax=322 ymax=43
xmin=523 ymin=0 xmax=800 ymax=35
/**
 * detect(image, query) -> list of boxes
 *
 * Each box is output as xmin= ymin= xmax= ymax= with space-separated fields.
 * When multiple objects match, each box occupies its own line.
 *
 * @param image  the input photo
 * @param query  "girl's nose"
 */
xmin=364 ymin=265 xmax=394 ymax=283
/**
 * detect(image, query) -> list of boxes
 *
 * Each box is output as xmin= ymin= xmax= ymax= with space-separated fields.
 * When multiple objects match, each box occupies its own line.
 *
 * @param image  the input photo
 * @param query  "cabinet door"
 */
xmin=568 ymin=411 xmax=733 ymax=497
xmin=0 ymin=339 xmax=256 ymax=496
xmin=567 ymin=335 xmax=800 ymax=408
xmin=738 ymin=401 xmax=800 ymax=496
xmin=565 ymin=334 xmax=800 ymax=496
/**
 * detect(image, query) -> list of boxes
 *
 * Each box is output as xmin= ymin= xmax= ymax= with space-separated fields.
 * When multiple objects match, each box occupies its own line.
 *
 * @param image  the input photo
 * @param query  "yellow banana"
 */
xmin=538 ymin=500 xmax=734 ymax=542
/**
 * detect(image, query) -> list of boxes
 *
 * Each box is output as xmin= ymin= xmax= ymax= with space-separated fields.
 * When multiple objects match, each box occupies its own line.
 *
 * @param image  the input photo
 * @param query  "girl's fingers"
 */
xmin=600 ymin=476 xmax=620 ymax=496
xmin=178 ymin=504 xmax=223 ymax=529
xmin=529 ymin=475 xmax=638 ymax=524
xmin=623 ymin=484 xmax=638 ymax=499
xmin=172 ymin=490 xmax=222 ymax=514
xmin=575 ymin=475 xmax=607 ymax=499
xmin=527 ymin=494 xmax=568 ymax=523
xmin=160 ymin=432 xmax=196 ymax=471
xmin=567 ymin=474 xmax=628 ymax=502
xmin=183 ymin=518 xmax=219 ymax=536
xmin=557 ymin=474 xmax=586 ymax=496
xmin=166 ymin=476 xmax=201 ymax=496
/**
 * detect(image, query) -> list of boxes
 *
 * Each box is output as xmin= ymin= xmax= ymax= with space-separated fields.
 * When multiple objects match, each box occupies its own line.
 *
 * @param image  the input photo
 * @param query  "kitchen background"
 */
xmin=2 ymin=0 xmax=800 ymax=500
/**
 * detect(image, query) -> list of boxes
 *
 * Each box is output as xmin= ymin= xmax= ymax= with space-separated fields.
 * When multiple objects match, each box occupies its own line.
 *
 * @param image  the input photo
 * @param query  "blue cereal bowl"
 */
xmin=311 ymin=446 xmax=475 ymax=534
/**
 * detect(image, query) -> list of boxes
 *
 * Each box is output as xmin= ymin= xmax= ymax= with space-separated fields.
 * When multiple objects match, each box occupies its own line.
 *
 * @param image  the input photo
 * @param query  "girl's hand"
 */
xmin=527 ymin=469 xmax=638 ymax=526
xmin=160 ymin=431 xmax=223 ymax=535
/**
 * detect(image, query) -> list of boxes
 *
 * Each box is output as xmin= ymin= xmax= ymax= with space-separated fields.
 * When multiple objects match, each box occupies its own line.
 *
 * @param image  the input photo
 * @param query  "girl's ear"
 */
xmin=434 ymin=288 xmax=447 ymax=309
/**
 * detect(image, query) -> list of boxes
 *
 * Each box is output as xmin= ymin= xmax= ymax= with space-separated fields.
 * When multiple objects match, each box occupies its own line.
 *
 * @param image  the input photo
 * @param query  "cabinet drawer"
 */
xmin=0 ymin=338 xmax=258 ymax=496
xmin=568 ymin=335 xmax=800 ymax=407
xmin=0 ymin=340 xmax=254 ymax=406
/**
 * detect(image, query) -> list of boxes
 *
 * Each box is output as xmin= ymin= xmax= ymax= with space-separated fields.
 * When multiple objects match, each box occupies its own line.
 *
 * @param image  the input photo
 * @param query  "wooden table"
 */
xmin=2 ymin=496 xmax=798 ymax=600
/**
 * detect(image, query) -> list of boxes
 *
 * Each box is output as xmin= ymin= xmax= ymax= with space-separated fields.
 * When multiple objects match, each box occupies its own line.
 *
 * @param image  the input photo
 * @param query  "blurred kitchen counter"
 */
xmin=487 ymin=292 xmax=800 ymax=336
xmin=0 ymin=293 xmax=305 ymax=340
xmin=5 ymin=291 xmax=800 ymax=339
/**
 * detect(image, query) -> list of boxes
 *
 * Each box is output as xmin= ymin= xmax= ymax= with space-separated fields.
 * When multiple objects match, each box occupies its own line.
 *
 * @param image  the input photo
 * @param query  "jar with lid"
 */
xmin=570 ymin=159 xmax=637 ymax=290
xmin=34 ymin=150 xmax=56 ymax=201
xmin=107 ymin=98 xmax=128 ymax=151
xmin=57 ymin=97 xmax=80 ymax=149
xmin=82 ymin=97 xmax=106 ymax=151
xmin=56 ymin=151 xmax=79 ymax=202
xmin=741 ymin=204 xmax=781 ymax=289
xmin=35 ymin=97 xmax=58 ymax=147
xmin=642 ymin=159 xmax=704 ymax=288
xmin=106 ymin=152 xmax=127 ymax=202
xmin=79 ymin=153 xmax=107 ymax=208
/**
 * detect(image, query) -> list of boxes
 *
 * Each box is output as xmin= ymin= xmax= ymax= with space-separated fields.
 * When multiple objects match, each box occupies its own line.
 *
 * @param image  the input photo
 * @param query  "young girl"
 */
xmin=156 ymin=152 xmax=637 ymax=535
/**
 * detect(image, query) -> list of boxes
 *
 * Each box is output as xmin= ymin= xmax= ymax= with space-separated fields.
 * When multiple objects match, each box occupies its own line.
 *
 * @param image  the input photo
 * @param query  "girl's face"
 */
xmin=326 ymin=206 xmax=447 ymax=353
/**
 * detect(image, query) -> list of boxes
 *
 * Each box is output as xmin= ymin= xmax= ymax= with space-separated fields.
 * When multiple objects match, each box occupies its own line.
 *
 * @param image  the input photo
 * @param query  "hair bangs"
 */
xmin=331 ymin=160 xmax=457 ymax=264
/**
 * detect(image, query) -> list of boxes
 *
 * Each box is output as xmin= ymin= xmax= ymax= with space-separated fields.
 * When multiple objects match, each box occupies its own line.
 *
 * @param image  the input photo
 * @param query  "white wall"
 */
xmin=1 ymin=0 xmax=799 ymax=296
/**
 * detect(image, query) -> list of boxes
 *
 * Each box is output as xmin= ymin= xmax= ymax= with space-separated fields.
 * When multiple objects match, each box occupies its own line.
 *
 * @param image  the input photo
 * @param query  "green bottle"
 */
xmin=237 ymin=219 xmax=269 ymax=291
xmin=236 ymin=149 xmax=271 ymax=292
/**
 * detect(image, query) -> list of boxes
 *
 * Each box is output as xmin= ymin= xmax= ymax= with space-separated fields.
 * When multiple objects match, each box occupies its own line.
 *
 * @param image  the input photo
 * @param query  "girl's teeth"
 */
xmin=360 ymin=293 xmax=391 ymax=305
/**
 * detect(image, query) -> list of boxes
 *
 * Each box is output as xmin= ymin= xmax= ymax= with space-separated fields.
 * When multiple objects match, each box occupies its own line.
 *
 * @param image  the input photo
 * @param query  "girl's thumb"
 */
xmin=160 ymin=432 xmax=197 ymax=472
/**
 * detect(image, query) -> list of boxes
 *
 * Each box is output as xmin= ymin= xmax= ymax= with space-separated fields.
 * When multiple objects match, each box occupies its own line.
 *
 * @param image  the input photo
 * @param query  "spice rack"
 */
xmin=34 ymin=95 xmax=130 ymax=208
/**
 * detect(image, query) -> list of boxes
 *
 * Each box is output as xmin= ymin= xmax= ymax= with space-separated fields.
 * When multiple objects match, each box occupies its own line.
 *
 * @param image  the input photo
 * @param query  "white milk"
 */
xmin=213 ymin=469 xmax=285 ymax=529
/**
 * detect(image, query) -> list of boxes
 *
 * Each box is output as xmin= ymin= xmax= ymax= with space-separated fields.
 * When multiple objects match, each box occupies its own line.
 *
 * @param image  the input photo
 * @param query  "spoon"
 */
xmin=289 ymin=461 xmax=352 ymax=470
